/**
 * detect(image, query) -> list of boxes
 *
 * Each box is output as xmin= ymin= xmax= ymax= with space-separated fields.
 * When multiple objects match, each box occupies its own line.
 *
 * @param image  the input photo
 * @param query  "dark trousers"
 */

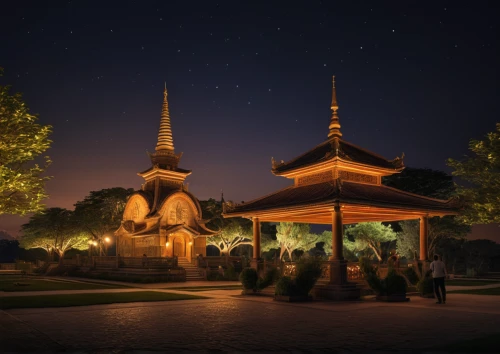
xmin=433 ymin=277 xmax=446 ymax=302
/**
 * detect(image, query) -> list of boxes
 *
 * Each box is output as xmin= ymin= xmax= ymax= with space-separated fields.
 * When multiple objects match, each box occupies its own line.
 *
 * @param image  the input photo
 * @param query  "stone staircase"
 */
xmin=178 ymin=257 xmax=204 ymax=281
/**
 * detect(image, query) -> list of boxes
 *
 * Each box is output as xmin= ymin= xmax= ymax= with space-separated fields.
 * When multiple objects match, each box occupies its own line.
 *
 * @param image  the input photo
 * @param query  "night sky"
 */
xmin=1 ymin=1 xmax=499 ymax=240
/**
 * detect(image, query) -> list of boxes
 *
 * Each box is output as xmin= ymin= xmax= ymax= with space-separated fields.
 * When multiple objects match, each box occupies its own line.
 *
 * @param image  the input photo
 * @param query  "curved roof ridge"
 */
xmin=378 ymin=184 xmax=458 ymax=205
xmin=227 ymin=182 xmax=338 ymax=213
xmin=340 ymin=139 xmax=402 ymax=167
xmin=226 ymin=184 xmax=297 ymax=210
xmin=272 ymin=140 xmax=332 ymax=171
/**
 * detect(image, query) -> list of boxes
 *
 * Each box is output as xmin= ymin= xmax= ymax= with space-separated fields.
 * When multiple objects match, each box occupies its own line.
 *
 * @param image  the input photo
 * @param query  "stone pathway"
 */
xmin=1 ymin=278 xmax=500 ymax=353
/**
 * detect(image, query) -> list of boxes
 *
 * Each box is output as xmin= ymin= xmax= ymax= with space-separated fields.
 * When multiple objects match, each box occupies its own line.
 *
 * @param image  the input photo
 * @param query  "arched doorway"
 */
xmin=173 ymin=236 xmax=186 ymax=257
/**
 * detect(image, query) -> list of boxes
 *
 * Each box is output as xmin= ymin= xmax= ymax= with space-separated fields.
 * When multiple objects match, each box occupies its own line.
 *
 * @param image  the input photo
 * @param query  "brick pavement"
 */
xmin=2 ymin=290 xmax=500 ymax=353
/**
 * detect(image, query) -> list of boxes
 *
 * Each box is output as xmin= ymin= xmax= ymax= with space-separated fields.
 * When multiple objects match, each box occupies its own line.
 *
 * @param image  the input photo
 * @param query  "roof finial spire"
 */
xmin=155 ymin=84 xmax=175 ymax=152
xmin=328 ymin=75 xmax=342 ymax=139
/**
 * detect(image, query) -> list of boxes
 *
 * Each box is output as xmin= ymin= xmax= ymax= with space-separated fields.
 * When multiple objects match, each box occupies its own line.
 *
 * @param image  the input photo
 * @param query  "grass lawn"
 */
xmin=0 ymin=291 xmax=207 ymax=309
xmin=0 ymin=276 xmax=128 ymax=292
xmin=448 ymin=287 xmax=500 ymax=295
xmin=447 ymin=280 xmax=500 ymax=286
xmin=432 ymin=333 xmax=499 ymax=352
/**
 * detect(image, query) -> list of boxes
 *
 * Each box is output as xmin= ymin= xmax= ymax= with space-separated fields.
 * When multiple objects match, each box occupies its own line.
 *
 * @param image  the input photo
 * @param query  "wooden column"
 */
xmin=419 ymin=216 xmax=428 ymax=261
xmin=251 ymin=217 xmax=261 ymax=269
xmin=331 ymin=203 xmax=344 ymax=260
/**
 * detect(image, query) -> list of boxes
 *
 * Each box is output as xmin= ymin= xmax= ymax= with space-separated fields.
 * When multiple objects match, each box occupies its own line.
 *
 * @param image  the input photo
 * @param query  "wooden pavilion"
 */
xmin=223 ymin=76 xmax=459 ymax=299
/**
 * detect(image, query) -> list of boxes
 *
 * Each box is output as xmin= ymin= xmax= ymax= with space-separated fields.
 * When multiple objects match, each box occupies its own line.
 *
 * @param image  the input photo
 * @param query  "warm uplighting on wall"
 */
xmin=166 ymin=242 xmax=170 ymax=247
xmin=188 ymin=241 xmax=192 ymax=245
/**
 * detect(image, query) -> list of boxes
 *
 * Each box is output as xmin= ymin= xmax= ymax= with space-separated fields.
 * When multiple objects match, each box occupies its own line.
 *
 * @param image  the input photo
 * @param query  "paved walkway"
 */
xmin=1 ymin=278 xmax=500 ymax=353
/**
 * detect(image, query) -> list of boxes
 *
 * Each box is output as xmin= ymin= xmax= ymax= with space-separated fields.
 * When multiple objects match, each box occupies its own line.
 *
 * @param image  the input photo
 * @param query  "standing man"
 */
xmin=430 ymin=254 xmax=447 ymax=304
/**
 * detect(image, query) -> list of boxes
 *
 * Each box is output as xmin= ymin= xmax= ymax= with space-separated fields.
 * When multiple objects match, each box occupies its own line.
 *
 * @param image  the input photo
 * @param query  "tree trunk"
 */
xmin=367 ymin=242 xmax=383 ymax=262
xmin=279 ymin=246 xmax=286 ymax=261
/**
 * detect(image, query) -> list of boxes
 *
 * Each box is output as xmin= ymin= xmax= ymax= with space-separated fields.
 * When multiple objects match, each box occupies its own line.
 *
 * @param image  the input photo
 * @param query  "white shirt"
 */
xmin=430 ymin=260 xmax=447 ymax=278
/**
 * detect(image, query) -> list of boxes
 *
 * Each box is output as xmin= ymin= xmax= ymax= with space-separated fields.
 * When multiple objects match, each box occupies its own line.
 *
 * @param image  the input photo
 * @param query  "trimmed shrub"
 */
xmin=294 ymin=257 xmax=322 ymax=296
xmin=257 ymin=267 xmax=280 ymax=290
xmin=360 ymin=257 xmax=407 ymax=296
xmin=275 ymin=276 xmax=295 ymax=296
xmin=360 ymin=257 xmax=383 ymax=294
xmin=274 ymin=257 xmax=323 ymax=297
xmin=239 ymin=268 xmax=259 ymax=290
xmin=403 ymin=266 xmax=419 ymax=285
xmin=384 ymin=269 xmax=408 ymax=295
xmin=417 ymin=275 xmax=434 ymax=295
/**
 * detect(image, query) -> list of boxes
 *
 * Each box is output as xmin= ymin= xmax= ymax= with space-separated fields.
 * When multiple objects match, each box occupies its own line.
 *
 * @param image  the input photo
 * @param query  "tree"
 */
xmin=383 ymin=166 xmax=471 ymax=259
xmin=344 ymin=222 xmax=397 ymax=262
xmin=200 ymin=198 xmax=224 ymax=230
xmin=0 ymin=69 xmax=52 ymax=215
xmin=396 ymin=220 xmax=420 ymax=260
xmin=73 ymin=187 xmax=133 ymax=255
xmin=0 ymin=239 xmax=20 ymax=262
xmin=201 ymin=198 xmax=254 ymax=256
xmin=318 ymin=230 xmax=360 ymax=261
xmin=396 ymin=216 xmax=470 ymax=260
xmin=463 ymin=239 xmax=500 ymax=274
xmin=206 ymin=218 xmax=253 ymax=255
xmin=262 ymin=222 xmax=318 ymax=261
xmin=383 ymin=167 xmax=454 ymax=199
xmin=20 ymin=208 xmax=88 ymax=263
xmin=447 ymin=124 xmax=500 ymax=224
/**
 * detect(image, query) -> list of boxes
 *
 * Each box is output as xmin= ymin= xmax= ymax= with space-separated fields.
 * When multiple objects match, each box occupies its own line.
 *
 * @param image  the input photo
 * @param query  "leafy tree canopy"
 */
xmin=344 ymin=222 xmax=397 ymax=262
xmin=20 ymin=207 xmax=88 ymax=262
xmin=382 ymin=167 xmax=454 ymax=199
xmin=0 ymin=69 xmax=52 ymax=215
xmin=206 ymin=217 xmax=252 ymax=255
xmin=262 ymin=222 xmax=318 ymax=261
xmin=73 ymin=187 xmax=134 ymax=248
xmin=317 ymin=230 xmax=359 ymax=261
xmin=396 ymin=216 xmax=470 ymax=260
xmin=200 ymin=198 xmax=253 ymax=256
xmin=447 ymin=124 xmax=500 ymax=224
xmin=199 ymin=198 xmax=223 ymax=230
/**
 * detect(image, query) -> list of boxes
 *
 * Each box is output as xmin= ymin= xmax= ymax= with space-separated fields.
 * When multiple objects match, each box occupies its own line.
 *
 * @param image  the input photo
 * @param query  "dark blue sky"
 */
xmin=1 ymin=1 xmax=498 ymax=239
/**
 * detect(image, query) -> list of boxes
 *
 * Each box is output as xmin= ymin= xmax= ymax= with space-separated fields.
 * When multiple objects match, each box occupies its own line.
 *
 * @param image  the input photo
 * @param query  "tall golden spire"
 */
xmin=155 ymin=83 xmax=175 ymax=152
xmin=328 ymin=75 xmax=342 ymax=139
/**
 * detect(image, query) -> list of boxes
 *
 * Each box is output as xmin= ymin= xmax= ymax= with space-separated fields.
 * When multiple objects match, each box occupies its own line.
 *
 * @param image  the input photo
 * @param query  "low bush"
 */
xmin=294 ymin=257 xmax=323 ymax=296
xmin=383 ymin=269 xmax=407 ymax=295
xmin=239 ymin=268 xmax=259 ymax=290
xmin=417 ymin=275 xmax=434 ymax=295
xmin=274 ymin=256 xmax=322 ymax=297
xmin=257 ymin=267 xmax=280 ymax=290
xmin=275 ymin=276 xmax=295 ymax=296
xmin=403 ymin=266 xmax=419 ymax=285
xmin=360 ymin=257 xmax=407 ymax=296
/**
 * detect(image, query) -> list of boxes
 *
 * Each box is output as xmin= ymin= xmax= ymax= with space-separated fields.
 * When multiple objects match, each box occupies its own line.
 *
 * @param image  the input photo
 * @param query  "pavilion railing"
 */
xmin=281 ymin=261 xmax=364 ymax=281
xmin=115 ymin=256 xmax=178 ymax=269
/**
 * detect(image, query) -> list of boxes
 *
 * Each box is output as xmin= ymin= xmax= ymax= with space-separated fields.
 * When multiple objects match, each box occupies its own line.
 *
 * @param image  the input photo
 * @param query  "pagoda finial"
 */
xmin=155 ymin=84 xmax=175 ymax=152
xmin=328 ymin=75 xmax=342 ymax=139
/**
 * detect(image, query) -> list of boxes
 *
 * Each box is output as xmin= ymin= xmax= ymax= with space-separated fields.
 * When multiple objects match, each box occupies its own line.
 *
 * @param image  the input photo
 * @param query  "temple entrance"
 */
xmin=173 ymin=236 xmax=186 ymax=257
